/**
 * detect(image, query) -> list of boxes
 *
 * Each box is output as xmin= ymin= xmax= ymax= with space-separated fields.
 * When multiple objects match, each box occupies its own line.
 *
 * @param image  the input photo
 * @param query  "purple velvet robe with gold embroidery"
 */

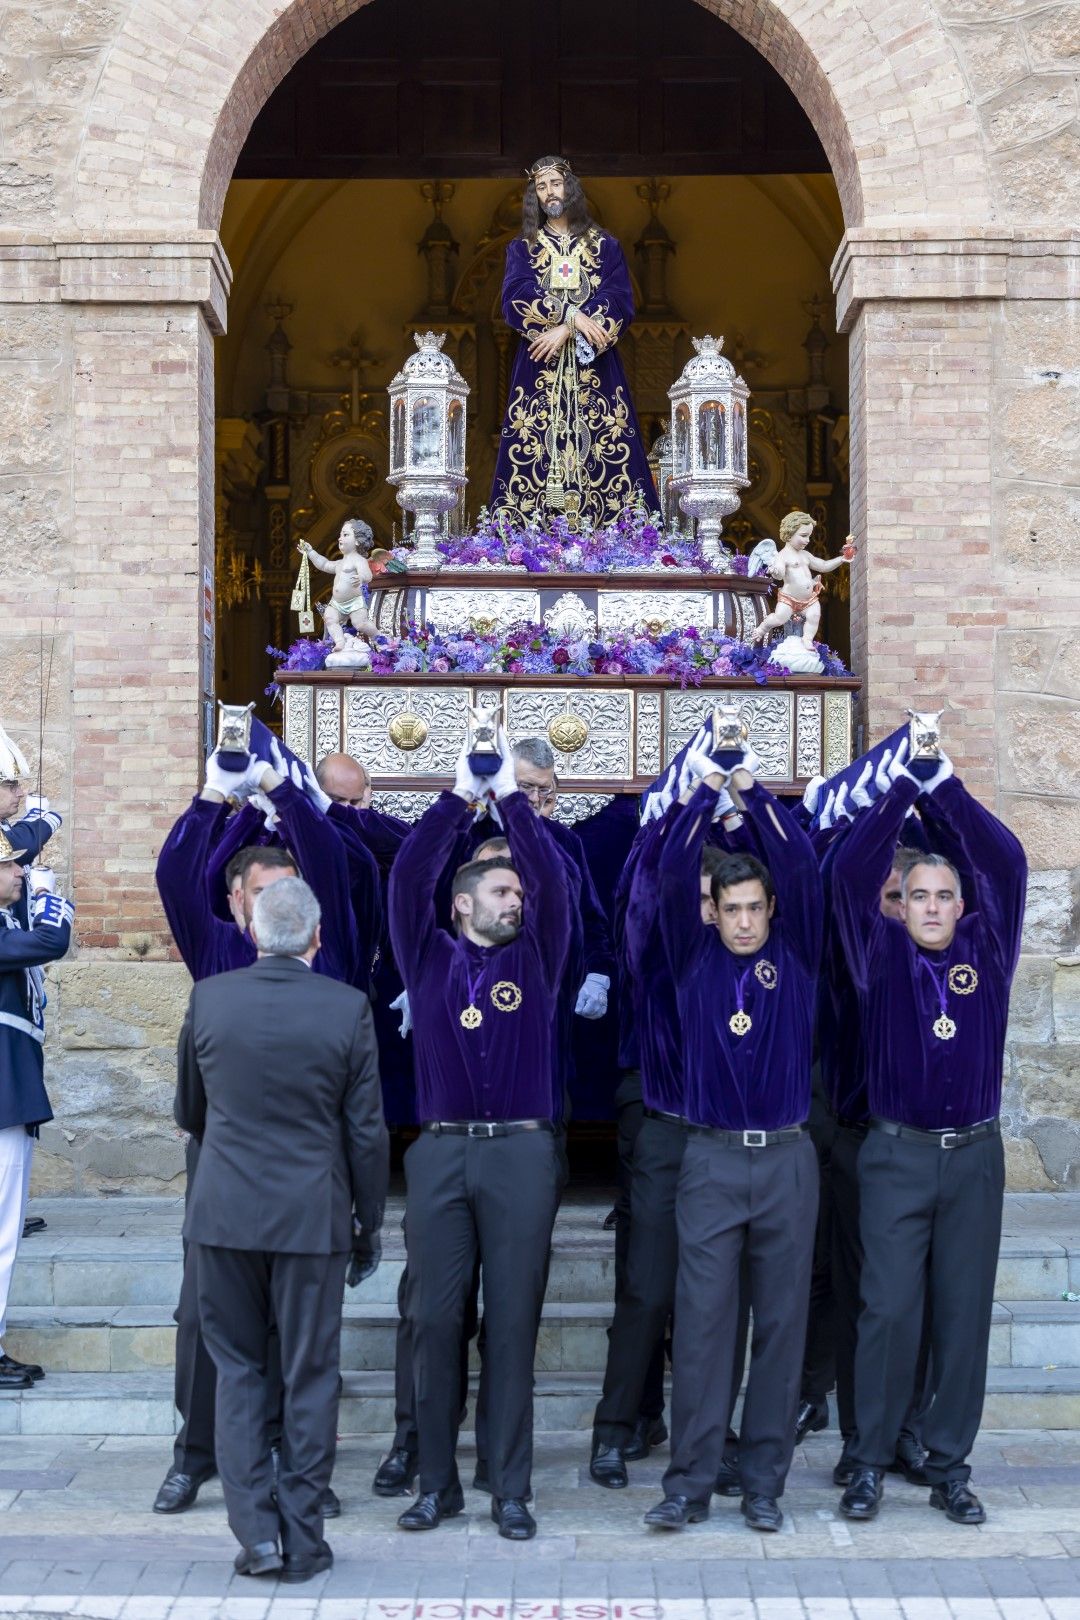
xmin=490 ymin=226 xmax=655 ymax=528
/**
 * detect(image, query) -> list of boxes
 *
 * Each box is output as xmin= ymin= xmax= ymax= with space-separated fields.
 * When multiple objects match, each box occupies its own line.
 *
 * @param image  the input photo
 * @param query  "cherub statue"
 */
xmin=297 ymin=519 xmax=378 ymax=669
xmin=749 ymin=511 xmax=856 ymax=652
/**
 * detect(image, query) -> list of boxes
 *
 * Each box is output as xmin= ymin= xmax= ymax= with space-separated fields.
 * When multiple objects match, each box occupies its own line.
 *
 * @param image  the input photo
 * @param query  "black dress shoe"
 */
xmin=930 ymin=1480 xmax=986 ymax=1524
xmin=832 ymin=1440 xmax=857 ymax=1488
xmin=152 ymin=1465 xmax=214 ymax=1514
xmin=602 ymin=1207 xmax=618 ymax=1230
xmin=21 ymin=1216 xmax=46 ymax=1236
xmin=492 ymin=1496 xmax=536 ymax=1540
xmin=889 ymin=1430 xmax=929 ymax=1483
xmin=840 ymin=1466 xmax=884 ymax=1520
xmin=281 ymin=1541 xmax=333 ymax=1583
xmin=589 ymin=1444 xmax=629 ymax=1490
xmin=715 ymin=1455 xmax=742 ymax=1497
xmin=322 ymin=1484 xmax=341 ymax=1518
xmin=0 ymin=1367 xmax=32 ymax=1391
xmin=741 ymin=1493 xmax=783 ymax=1532
xmin=643 ymin=1494 xmax=710 ymax=1529
xmin=233 ymin=1541 xmax=283 ymax=1578
xmin=623 ymin=1414 xmax=668 ymax=1461
xmin=373 ymin=1446 xmax=418 ymax=1497
xmin=396 ymin=1483 xmax=465 ymax=1531
xmin=794 ymin=1398 xmax=829 ymax=1444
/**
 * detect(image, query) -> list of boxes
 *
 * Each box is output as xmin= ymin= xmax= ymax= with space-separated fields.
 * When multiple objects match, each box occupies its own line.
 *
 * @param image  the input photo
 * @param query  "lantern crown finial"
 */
xmin=415 ymin=330 xmax=448 ymax=353
xmin=680 ymin=334 xmax=739 ymax=385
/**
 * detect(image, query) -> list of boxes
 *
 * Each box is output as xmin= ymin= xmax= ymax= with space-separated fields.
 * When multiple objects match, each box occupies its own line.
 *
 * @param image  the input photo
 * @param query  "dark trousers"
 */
xmin=851 ymin=1126 xmax=1004 ymax=1483
xmin=196 ymin=1243 xmax=348 ymax=1560
xmin=610 ymin=1073 xmax=665 ymax=1425
xmin=173 ymin=1139 xmax=282 ymax=1476
xmin=799 ymin=1104 xmax=836 ymax=1406
xmin=831 ymin=1124 xmax=931 ymax=1443
xmin=404 ymin=1129 xmax=561 ymax=1499
xmin=391 ymin=1253 xmax=476 ymax=1454
xmin=664 ymin=1132 xmax=818 ymax=1502
xmin=594 ymin=1115 xmax=685 ymax=1447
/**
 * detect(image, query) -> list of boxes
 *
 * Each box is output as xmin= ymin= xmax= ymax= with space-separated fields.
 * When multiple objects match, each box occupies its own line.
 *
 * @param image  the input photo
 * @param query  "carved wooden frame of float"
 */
xmin=366 ymin=570 xmax=773 ymax=643
xmin=279 ymin=669 xmax=858 ymax=818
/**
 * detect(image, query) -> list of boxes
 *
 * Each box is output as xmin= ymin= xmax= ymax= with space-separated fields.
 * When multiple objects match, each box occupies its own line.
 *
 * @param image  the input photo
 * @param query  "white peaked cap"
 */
xmin=0 ymin=723 xmax=30 ymax=781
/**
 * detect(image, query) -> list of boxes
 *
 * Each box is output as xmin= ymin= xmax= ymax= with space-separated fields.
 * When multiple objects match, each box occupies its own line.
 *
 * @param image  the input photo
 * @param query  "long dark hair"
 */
xmin=521 ymin=157 xmax=596 ymax=244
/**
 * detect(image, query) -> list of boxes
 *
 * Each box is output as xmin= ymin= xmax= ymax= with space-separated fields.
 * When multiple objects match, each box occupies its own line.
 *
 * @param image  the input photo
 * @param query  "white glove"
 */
xmin=907 ymin=751 xmax=955 ymax=795
xmin=250 ymin=790 xmax=279 ymax=832
xmin=710 ymin=787 xmax=736 ymax=822
xmin=489 ymin=725 xmax=519 ymax=802
xmin=575 ymin=972 xmax=609 ymax=1019
xmin=453 ymin=743 xmax=482 ymax=803
xmin=204 ymin=749 xmax=248 ymax=799
xmin=23 ymin=795 xmax=49 ymax=816
xmin=389 ymin=989 xmax=412 ymax=1038
xmin=819 ymin=788 xmax=836 ymax=830
xmin=801 ymin=775 xmax=825 ymax=817
xmin=850 ymin=759 xmax=875 ymax=811
xmin=287 ymin=757 xmax=331 ymax=814
xmin=874 ymin=748 xmax=893 ymax=796
xmin=886 ymin=738 xmax=911 ymax=785
xmin=27 ymin=866 xmax=56 ymax=897
xmin=832 ymin=782 xmax=852 ymax=823
xmin=685 ymin=745 xmax=724 ymax=785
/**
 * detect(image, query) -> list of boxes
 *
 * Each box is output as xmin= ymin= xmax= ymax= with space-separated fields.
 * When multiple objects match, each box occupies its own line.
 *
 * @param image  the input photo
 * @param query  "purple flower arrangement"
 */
xmin=379 ymin=504 xmax=767 ymax=577
xmin=268 ymin=622 xmax=849 ymax=696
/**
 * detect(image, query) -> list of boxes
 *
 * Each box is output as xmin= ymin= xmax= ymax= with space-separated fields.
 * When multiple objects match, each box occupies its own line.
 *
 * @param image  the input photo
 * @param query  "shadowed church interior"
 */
xmin=213 ymin=0 xmax=852 ymax=716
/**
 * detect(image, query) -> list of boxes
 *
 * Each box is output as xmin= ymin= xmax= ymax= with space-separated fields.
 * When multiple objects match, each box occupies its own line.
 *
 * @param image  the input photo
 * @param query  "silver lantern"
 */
xmin=647 ymin=418 xmax=687 ymax=537
xmin=668 ymin=335 xmax=751 ymax=567
xmin=386 ymin=331 xmax=470 ymax=573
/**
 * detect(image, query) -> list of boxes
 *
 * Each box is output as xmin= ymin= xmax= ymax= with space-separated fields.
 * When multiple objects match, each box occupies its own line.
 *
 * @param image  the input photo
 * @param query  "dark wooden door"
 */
xmin=235 ymin=0 xmax=828 ymax=178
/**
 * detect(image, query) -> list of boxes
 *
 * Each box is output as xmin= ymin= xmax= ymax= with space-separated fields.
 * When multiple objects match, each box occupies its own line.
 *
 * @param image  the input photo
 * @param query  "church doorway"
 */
xmin=211 ymin=0 xmax=852 ymax=714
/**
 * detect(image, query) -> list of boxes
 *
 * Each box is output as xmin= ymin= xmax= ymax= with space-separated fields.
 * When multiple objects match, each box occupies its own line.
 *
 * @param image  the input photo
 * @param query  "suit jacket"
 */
xmin=175 ymin=955 xmax=389 ymax=1254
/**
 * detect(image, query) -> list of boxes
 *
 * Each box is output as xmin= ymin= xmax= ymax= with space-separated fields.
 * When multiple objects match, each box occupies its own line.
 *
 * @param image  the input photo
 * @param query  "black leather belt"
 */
xmin=421 ymin=1119 xmax=554 ymax=1138
xmin=686 ymin=1124 xmax=806 ymax=1148
xmin=871 ymin=1117 xmax=1000 ymax=1150
xmin=835 ymin=1115 xmax=870 ymax=1137
xmin=643 ymin=1107 xmax=688 ymax=1127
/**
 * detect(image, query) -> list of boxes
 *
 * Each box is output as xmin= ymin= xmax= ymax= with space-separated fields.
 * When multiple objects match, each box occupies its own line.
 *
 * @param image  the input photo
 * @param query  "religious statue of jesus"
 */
xmin=489 ymin=155 xmax=656 ymax=530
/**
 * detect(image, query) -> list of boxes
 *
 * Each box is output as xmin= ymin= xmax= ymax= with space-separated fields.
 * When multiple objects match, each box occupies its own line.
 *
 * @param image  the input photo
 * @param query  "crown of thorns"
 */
xmin=526 ymin=159 xmax=574 ymax=180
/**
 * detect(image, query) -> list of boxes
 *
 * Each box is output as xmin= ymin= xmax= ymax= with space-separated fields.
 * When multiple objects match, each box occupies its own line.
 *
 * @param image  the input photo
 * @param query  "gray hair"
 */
xmin=900 ymin=853 xmax=962 ymax=902
xmin=251 ymin=875 xmax=322 ymax=956
xmin=512 ymin=736 xmax=555 ymax=771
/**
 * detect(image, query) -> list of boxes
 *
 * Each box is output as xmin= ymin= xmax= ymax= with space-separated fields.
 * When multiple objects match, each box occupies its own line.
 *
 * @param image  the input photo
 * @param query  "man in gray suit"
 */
xmin=175 ymin=876 xmax=388 ymax=1585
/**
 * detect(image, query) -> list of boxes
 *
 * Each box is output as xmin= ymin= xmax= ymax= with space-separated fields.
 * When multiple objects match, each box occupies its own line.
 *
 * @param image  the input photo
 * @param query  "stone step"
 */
xmin=8 ymin=1297 xmax=1080 ymax=1377
xmin=1 ymin=1365 xmax=1078 ymax=1437
xmin=11 ymin=1230 xmax=1079 ymax=1308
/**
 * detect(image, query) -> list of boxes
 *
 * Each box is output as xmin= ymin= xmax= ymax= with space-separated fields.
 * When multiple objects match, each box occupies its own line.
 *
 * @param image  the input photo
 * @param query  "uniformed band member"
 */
xmin=645 ymin=751 xmax=821 ymax=1533
xmin=0 ymin=826 xmax=73 ymax=1388
xmin=832 ymin=742 xmax=1026 ymax=1524
xmin=388 ymin=728 xmax=570 ymax=1541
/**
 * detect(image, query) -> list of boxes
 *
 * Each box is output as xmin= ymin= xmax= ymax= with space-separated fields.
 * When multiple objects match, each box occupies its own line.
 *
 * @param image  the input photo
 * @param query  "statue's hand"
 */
xmin=528 ymin=324 xmax=571 ymax=364
xmin=575 ymin=312 xmax=609 ymax=351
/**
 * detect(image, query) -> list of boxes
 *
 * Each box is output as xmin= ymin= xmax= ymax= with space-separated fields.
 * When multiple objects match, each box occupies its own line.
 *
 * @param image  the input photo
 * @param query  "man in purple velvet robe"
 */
xmin=830 ymin=743 xmax=1026 ymax=1527
xmin=644 ymin=750 xmax=822 ymax=1534
xmin=388 ymin=729 xmax=569 ymax=1542
xmin=490 ymin=155 xmax=655 ymax=529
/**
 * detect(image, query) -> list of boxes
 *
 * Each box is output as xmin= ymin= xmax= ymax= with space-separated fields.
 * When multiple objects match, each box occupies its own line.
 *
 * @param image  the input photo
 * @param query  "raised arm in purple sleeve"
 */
xmin=267 ymin=779 xmax=358 ymax=986
xmin=735 ymin=781 xmax=822 ymax=974
xmin=388 ymin=792 xmax=473 ymax=988
xmin=918 ymin=777 xmax=1027 ymax=981
xmin=659 ymin=781 xmax=718 ymax=979
xmin=156 ymin=798 xmax=232 ymax=977
xmin=831 ymin=777 xmax=920 ymax=992
xmin=625 ymin=804 xmax=682 ymax=981
xmin=500 ymin=790 xmax=571 ymax=992
xmin=548 ymin=819 xmax=613 ymax=978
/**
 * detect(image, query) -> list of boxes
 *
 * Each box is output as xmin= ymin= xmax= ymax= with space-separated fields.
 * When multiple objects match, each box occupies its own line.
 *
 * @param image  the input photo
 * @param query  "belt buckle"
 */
xmin=743 ymin=1129 xmax=767 ymax=1148
xmin=473 ymin=1121 xmax=497 ymax=1138
xmin=939 ymin=1130 xmax=959 ymax=1149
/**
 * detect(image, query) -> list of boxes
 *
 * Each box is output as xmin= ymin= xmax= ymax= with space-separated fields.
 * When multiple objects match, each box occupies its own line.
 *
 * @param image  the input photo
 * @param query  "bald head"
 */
xmin=315 ymin=753 xmax=371 ymax=808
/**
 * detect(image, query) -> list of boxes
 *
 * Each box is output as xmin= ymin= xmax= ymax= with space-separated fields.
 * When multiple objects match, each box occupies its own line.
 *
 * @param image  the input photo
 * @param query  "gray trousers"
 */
xmin=196 ymin=1244 xmax=348 ymax=1560
xmin=852 ymin=1126 xmax=1004 ymax=1483
xmin=663 ymin=1132 xmax=818 ymax=1502
xmin=404 ymin=1129 xmax=561 ymax=1499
